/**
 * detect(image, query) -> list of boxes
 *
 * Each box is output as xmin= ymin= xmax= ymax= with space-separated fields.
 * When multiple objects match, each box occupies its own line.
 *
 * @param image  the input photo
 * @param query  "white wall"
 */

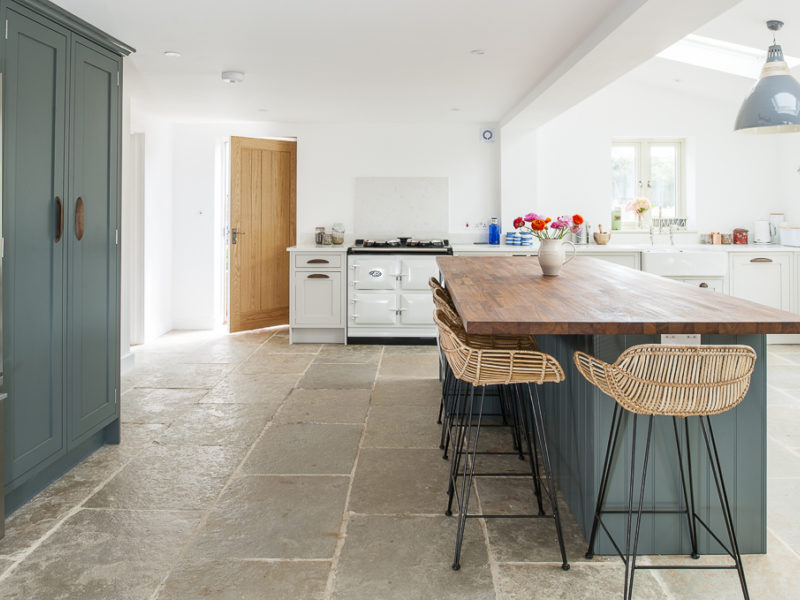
xmin=166 ymin=121 xmax=500 ymax=330
xmin=515 ymin=76 xmax=785 ymax=234
xmin=130 ymin=108 xmax=175 ymax=341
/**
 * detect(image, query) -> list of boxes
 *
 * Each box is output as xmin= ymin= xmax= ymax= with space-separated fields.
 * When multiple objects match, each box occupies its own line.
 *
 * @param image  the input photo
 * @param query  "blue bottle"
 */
xmin=488 ymin=217 xmax=501 ymax=245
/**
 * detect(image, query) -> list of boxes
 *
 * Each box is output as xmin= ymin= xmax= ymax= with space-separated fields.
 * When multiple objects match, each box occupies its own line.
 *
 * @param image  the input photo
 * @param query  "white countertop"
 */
xmin=287 ymin=242 xmax=799 ymax=253
xmin=452 ymin=242 xmax=800 ymax=253
xmin=287 ymin=245 xmax=349 ymax=252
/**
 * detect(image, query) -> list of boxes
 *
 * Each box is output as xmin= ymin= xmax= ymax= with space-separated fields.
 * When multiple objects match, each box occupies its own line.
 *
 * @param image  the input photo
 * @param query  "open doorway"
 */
xmin=225 ymin=136 xmax=297 ymax=332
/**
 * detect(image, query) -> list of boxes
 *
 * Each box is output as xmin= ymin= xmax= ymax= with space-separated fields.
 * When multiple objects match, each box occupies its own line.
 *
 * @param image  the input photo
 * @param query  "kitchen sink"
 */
xmin=641 ymin=249 xmax=727 ymax=276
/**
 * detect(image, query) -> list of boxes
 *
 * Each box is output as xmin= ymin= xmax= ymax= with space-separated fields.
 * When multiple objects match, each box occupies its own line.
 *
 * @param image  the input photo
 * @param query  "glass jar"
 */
xmin=314 ymin=227 xmax=325 ymax=245
xmin=322 ymin=233 xmax=333 ymax=245
xmin=331 ymin=223 xmax=345 ymax=245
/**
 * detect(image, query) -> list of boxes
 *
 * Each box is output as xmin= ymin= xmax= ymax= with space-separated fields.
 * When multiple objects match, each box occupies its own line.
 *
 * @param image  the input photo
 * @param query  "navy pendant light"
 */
xmin=735 ymin=20 xmax=800 ymax=134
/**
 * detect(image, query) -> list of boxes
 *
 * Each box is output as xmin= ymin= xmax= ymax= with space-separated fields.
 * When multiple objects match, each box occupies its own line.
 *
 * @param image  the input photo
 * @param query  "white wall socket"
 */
xmin=660 ymin=334 xmax=701 ymax=345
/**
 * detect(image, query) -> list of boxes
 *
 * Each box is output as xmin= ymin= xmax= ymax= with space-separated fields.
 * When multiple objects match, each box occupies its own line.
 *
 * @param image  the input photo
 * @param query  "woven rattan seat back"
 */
xmin=433 ymin=309 xmax=564 ymax=386
xmin=432 ymin=288 xmax=461 ymax=322
xmin=574 ymin=344 xmax=756 ymax=417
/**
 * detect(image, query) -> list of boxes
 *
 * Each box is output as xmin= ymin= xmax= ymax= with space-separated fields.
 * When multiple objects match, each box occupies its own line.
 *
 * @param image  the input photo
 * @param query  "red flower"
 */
xmin=573 ymin=214 xmax=584 ymax=225
xmin=513 ymin=217 xmax=525 ymax=229
xmin=545 ymin=217 xmax=552 ymax=223
xmin=531 ymin=219 xmax=546 ymax=231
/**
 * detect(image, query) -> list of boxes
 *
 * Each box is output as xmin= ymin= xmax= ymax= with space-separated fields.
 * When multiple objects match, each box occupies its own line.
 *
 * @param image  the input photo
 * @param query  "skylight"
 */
xmin=657 ymin=34 xmax=800 ymax=79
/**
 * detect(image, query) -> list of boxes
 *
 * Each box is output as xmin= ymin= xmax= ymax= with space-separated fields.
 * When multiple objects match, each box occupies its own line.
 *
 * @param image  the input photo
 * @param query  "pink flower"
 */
xmin=523 ymin=212 xmax=538 ymax=222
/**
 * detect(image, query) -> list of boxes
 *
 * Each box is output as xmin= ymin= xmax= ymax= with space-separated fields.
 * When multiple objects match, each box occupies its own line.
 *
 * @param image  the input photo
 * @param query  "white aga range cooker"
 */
xmin=347 ymin=238 xmax=452 ymax=340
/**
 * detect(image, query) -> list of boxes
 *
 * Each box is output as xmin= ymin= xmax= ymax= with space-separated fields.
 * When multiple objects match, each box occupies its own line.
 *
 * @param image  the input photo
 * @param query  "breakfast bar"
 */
xmin=436 ymin=255 xmax=800 ymax=556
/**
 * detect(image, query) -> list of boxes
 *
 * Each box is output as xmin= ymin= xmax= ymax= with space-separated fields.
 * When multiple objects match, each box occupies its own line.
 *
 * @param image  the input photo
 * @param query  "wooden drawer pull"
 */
xmin=307 ymin=259 xmax=329 ymax=264
xmin=699 ymin=282 xmax=709 ymax=288
xmin=75 ymin=197 xmax=85 ymax=241
xmin=307 ymin=273 xmax=330 ymax=279
xmin=750 ymin=257 xmax=772 ymax=263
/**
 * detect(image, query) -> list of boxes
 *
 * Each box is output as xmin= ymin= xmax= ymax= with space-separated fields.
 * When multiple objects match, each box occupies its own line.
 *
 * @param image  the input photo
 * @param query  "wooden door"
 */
xmin=2 ymin=6 xmax=69 ymax=484
xmin=66 ymin=36 xmax=121 ymax=444
xmin=229 ymin=137 xmax=296 ymax=332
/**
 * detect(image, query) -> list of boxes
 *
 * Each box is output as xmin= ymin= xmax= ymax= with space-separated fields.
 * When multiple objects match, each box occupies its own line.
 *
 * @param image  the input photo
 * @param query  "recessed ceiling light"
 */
xmin=450 ymin=108 xmax=461 ymax=112
xmin=221 ymin=70 xmax=245 ymax=84
xmin=163 ymin=51 xmax=181 ymax=58
xmin=257 ymin=108 xmax=270 ymax=112
xmin=470 ymin=49 xmax=486 ymax=55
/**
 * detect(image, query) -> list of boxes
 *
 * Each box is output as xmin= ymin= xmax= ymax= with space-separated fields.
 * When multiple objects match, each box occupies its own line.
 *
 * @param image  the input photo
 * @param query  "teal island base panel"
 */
xmin=536 ymin=334 xmax=766 ymax=556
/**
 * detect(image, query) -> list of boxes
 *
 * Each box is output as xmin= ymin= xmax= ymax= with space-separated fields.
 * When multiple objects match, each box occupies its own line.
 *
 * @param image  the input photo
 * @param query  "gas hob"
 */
xmin=348 ymin=237 xmax=452 ymax=255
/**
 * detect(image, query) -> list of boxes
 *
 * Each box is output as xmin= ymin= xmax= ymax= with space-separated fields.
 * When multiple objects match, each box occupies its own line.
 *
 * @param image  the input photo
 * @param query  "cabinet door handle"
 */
xmin=307 ymin=259 xmax=329 ymax=264
xmin=55 ymin=196 xmax=64 ymax=242
xmin=307 ymin=273 xmax=330 ymax=279
xmin=75 ymin=197 xmax=85 ymax=240
xmin=750 ymin=257 xmax=772 ymax=263
xmin=699 ymin=282 xmax=709 ymax=288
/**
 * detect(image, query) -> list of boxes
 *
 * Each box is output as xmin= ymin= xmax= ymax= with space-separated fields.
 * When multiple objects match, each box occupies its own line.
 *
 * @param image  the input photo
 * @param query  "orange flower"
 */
xmin=545 ymin=218 xmax=552 ymax=223
xmin=573 ymin=214 xmax=584 ymax=225
xmin=531 ymin=219 xmax=546 ymax=231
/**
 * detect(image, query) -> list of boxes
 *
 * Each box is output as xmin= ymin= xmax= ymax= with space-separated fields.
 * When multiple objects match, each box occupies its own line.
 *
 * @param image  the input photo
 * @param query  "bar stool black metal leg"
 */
xmin=622 ymin=414 xmax=638 ymax=599
xmin=627 ymin=415 xmax=654 ymax=600
xmin=683 ymin=418 xmax=700 ymax=559
xmin=528 ymin=383 xmax=570 ymax=571
xmin=702 ymin=416 xmax=750 ymax=600
xmin=586 ymin=403 xmax=623 ymax=559
xmin=452 ymin=386 xmax=486 ymax=571
xmin=440 ymin=370 xmax=457 ymax=450
xmin=446 ymin=382 xmax=470 ymax=515
xmin=672 ymin=416 xmax=700 ymax=559
xmin=442 ymin=377 xmax=463 ymax=460
xmin=438 ymin=366 xmax=451 ymax=425
xmin=514 ymin=383 xmax=544 ymax=515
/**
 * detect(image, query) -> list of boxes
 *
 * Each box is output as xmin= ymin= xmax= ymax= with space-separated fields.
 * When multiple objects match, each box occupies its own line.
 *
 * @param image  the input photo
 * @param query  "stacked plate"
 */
xmin=519 ymin=233 xmax=534 ymax=247
xmin=505 ymin=232 xmax=520 ymax=246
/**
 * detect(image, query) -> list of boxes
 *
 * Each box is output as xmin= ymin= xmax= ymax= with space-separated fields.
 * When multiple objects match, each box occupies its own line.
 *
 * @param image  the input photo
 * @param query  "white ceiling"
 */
xmin=51 ymin=0 xmax=632 ymax=122
xmin=52 ymin=0 xmax=798 ymax=125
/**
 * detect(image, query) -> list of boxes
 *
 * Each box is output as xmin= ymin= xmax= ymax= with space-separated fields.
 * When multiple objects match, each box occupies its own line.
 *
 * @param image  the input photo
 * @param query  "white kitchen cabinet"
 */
xmin=289 ymin=249 xmax=347 ymax=343
xmin=729 ymin=252 xmax=793 ymax=311
xmin=293 ymin=272 xmax=343 ymax=326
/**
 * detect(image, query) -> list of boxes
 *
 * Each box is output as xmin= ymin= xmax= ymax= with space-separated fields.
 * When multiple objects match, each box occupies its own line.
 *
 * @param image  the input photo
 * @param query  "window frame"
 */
xmin=611 ymin=138 xmax=686 ymax=228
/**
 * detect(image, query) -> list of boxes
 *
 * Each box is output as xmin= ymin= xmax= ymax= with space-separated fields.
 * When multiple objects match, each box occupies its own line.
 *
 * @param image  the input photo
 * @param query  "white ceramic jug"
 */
xmin=537 ymin=239 xmax=576 ymax=276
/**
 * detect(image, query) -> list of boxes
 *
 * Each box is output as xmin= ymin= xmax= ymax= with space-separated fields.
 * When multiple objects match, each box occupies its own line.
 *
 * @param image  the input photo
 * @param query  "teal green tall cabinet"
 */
xmin=0 ymin=0 xmax=133 ymax=515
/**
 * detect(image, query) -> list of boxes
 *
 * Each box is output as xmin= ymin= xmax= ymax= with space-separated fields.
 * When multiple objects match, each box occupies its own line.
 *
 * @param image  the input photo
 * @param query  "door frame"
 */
xmin=226 ymin=135 xmax=297 ymax=332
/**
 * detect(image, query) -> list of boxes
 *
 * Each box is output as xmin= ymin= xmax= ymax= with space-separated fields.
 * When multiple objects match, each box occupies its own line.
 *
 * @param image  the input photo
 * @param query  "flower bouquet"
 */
xmin=513 ymin=213 xmax=584 ymax=240
xmin=512 ymin=212 xmax=584 ymax=276
xmin=626 ymin=197 xmax=651 ymax=229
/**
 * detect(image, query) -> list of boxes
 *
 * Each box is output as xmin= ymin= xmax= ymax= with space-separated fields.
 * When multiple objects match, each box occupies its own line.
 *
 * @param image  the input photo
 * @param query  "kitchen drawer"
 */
xmin=294 ymin=253 xmax=342 ymax=269
xmin=669 ymin=277 xmax=724 ymax=292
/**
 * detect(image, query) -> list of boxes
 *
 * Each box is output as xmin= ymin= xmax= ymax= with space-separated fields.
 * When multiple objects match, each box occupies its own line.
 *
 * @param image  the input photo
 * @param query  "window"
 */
xmin=611 ymin=139 xmax=685 ymax=228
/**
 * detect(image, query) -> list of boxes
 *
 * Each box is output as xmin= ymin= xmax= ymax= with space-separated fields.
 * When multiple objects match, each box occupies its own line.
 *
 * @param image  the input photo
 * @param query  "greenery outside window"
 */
xmin=611 ymin=139 xmax=685 ymax=229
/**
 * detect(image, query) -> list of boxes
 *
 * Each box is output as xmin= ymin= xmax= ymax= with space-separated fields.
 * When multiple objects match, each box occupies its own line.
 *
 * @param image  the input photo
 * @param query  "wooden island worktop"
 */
xmin=436 ymin=256 xmax=800 ymax=335
xmin=435 ymin=255 xmax=798 ymax=557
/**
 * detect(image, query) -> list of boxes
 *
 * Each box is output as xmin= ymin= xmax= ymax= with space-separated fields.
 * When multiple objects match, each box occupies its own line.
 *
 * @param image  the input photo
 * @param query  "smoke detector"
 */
xmin=221 ymin=71 xmax=245 ymax=84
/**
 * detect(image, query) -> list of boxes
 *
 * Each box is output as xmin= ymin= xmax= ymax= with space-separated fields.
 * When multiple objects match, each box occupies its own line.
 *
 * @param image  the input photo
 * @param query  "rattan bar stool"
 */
xmin=431 ymin=286 xmax=537 ymax=469
xmin=574 ymin=344 xmax=757 ymax=600
xmin=429 ymin=278 xmax=538 ymax=458
xmin=434 ymin=308 xmax=570 ymax=571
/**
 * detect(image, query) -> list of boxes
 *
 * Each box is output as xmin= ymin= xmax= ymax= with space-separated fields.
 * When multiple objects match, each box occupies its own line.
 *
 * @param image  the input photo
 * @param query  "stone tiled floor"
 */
xmin=0 ymin=328 xmax=798 ymax=599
